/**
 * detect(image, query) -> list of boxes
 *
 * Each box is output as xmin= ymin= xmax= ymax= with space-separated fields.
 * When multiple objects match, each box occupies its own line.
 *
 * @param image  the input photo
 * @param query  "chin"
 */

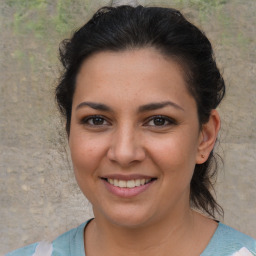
xmin=95 ymin=205 xmax=156 ymax=229
xmin=110 ymin=216 xmax=151 ymax=229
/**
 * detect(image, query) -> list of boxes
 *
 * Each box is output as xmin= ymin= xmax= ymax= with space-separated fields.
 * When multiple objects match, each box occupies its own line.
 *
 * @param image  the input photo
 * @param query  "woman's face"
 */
xmin=69 ymin=48 xmax=204 ymax=227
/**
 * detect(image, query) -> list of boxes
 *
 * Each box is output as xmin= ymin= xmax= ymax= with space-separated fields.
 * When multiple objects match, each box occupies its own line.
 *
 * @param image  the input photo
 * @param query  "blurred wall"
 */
xmin=1 ymin=0 xmax=255 ymax=254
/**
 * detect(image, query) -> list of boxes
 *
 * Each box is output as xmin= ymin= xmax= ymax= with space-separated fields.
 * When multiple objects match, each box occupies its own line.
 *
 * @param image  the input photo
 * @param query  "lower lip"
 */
xmin=102 ymin=179 xmax=156 ymax=198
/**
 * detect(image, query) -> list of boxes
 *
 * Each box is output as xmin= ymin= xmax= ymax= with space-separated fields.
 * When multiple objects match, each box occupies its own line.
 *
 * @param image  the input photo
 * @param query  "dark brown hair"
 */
xmin=56 ymin=5 xmax=225 ymax=218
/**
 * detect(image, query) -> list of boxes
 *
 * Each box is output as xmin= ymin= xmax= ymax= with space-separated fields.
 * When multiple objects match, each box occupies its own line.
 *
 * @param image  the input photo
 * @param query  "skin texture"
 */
xmin=69 ymin=48 xmax=220 ymax=256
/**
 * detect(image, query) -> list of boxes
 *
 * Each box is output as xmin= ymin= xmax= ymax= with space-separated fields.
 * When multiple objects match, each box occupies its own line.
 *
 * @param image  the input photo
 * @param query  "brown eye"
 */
xmin=153 ymin=117 xmax=166 ymax=126
xmin=81 ymin=115 xmax=109 ymax=126
xmin=90 ymin=117 xmax=105 ymax=125
xmin=145 ymin=115 xmax=176 ymax=127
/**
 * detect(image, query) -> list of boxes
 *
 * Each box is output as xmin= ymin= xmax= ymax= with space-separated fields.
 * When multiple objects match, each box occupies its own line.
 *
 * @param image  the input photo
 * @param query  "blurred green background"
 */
xmin=1 ymin=0 xmax=255 ymax=254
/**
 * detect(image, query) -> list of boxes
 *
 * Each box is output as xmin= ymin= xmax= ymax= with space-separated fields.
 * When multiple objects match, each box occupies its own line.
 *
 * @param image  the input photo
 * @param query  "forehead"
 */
xmin=74 ymin=48 xmax=195 ymax=109
xmin=77 ymin=48 xmax=183 ymax=82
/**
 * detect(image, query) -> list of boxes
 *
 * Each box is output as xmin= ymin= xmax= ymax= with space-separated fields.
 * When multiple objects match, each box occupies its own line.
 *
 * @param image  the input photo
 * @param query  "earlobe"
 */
xmin=196 ymin=110 xmax=220 ymax=164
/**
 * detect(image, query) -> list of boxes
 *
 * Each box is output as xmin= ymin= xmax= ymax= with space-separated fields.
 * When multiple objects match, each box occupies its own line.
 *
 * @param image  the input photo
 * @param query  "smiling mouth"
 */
xmin=101 ymin=178 xmax=157 ymax=188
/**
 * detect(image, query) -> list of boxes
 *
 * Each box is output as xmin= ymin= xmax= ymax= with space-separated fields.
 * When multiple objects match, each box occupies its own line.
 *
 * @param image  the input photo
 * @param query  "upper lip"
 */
xmin=101 ymin=174 xmax=156 ymax=180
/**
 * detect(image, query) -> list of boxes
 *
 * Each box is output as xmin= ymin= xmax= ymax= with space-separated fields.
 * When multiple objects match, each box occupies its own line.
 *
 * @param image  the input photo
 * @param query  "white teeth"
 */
xmin=119 ymin=180 xmax=126 ymax=188
xmin=106 ymin=178 xmax=153 ymax=188
xmin=135 ymin=179 xmax=141 ymax=187
xmin=114 ymin=179 xmax=119 ymax=186
xmin=127 ymin=180 xmax=135 ymax=188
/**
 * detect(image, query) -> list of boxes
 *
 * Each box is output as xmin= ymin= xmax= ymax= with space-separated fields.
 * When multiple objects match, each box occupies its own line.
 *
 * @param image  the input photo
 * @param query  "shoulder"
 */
xmin=217 ymin=223 xmax=256 ymax=252
xmin=5 ymin=221 xmax=89 ymax=256
xmin=202 ymin=223 xmax=256 ymax=256
xmin=5 ymin=243 xmax=38 ymax=256
xmin=52 ymin=221 xmax=86 ymax=255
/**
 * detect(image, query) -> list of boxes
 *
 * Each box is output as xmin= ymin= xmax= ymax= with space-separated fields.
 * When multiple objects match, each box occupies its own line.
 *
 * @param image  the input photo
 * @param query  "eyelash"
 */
xmin=80 ymin=115 xmax=110 ymax=127
xmin=144 ymin=115 xmax=177 ymax=127
xmin=80 ymin=115 xmax=177 ymax=128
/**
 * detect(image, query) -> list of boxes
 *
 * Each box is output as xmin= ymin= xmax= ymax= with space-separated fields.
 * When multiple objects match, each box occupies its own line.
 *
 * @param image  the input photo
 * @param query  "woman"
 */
xmin=7 ymin=5 xmax=256 ymax=256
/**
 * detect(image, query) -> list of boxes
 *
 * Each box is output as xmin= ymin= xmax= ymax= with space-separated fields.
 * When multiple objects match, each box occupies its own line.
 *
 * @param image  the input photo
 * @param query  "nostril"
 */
xmin=107 ymin=145 xmax=145 ymax=166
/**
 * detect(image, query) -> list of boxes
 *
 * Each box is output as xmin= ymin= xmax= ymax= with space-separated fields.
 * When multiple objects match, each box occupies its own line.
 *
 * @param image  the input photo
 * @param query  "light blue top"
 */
xmin=6 ymin=220 xmax=256 ymax=256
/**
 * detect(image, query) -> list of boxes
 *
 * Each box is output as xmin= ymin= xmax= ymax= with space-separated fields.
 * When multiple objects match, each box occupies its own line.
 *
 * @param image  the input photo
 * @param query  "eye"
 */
xmin=145 ymin=115 xmax=176 ymax=127
xmin=81 ymin=115 xmax=110 ymax=126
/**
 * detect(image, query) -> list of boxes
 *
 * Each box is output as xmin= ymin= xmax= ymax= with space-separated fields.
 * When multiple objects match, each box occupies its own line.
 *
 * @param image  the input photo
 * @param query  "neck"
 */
xmin=85 ymin=206 xmax=199 ymax=256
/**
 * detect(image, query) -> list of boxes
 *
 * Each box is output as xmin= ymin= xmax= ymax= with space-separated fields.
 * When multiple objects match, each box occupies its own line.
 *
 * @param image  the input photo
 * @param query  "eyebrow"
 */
xmin=76 ymin=102 xmax=112 ymax=111
xmin=138 ymin=101 xmax=184 ymax=112
xmin=76 ymin=100 xmax=184 ymax=112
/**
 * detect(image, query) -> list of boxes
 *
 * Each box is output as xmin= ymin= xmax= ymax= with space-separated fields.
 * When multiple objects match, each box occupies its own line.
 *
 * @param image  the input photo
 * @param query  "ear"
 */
xmin=196 ymin=110 xmax=220 ymax=164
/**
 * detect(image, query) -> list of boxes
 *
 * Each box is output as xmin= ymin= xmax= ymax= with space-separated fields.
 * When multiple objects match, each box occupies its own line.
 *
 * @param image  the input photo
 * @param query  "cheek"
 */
xmin=69 ymin=134 xmax=107 ymax=201
xmin=69 ymin=133 xmax=106 ymax=178
xmin=148 ymin=132 xmax=199 ymax=176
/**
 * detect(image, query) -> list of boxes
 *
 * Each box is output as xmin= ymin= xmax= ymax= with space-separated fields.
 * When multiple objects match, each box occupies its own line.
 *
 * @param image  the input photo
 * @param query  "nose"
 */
xmin=107 ymin=126 xmax=146 ymax=167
